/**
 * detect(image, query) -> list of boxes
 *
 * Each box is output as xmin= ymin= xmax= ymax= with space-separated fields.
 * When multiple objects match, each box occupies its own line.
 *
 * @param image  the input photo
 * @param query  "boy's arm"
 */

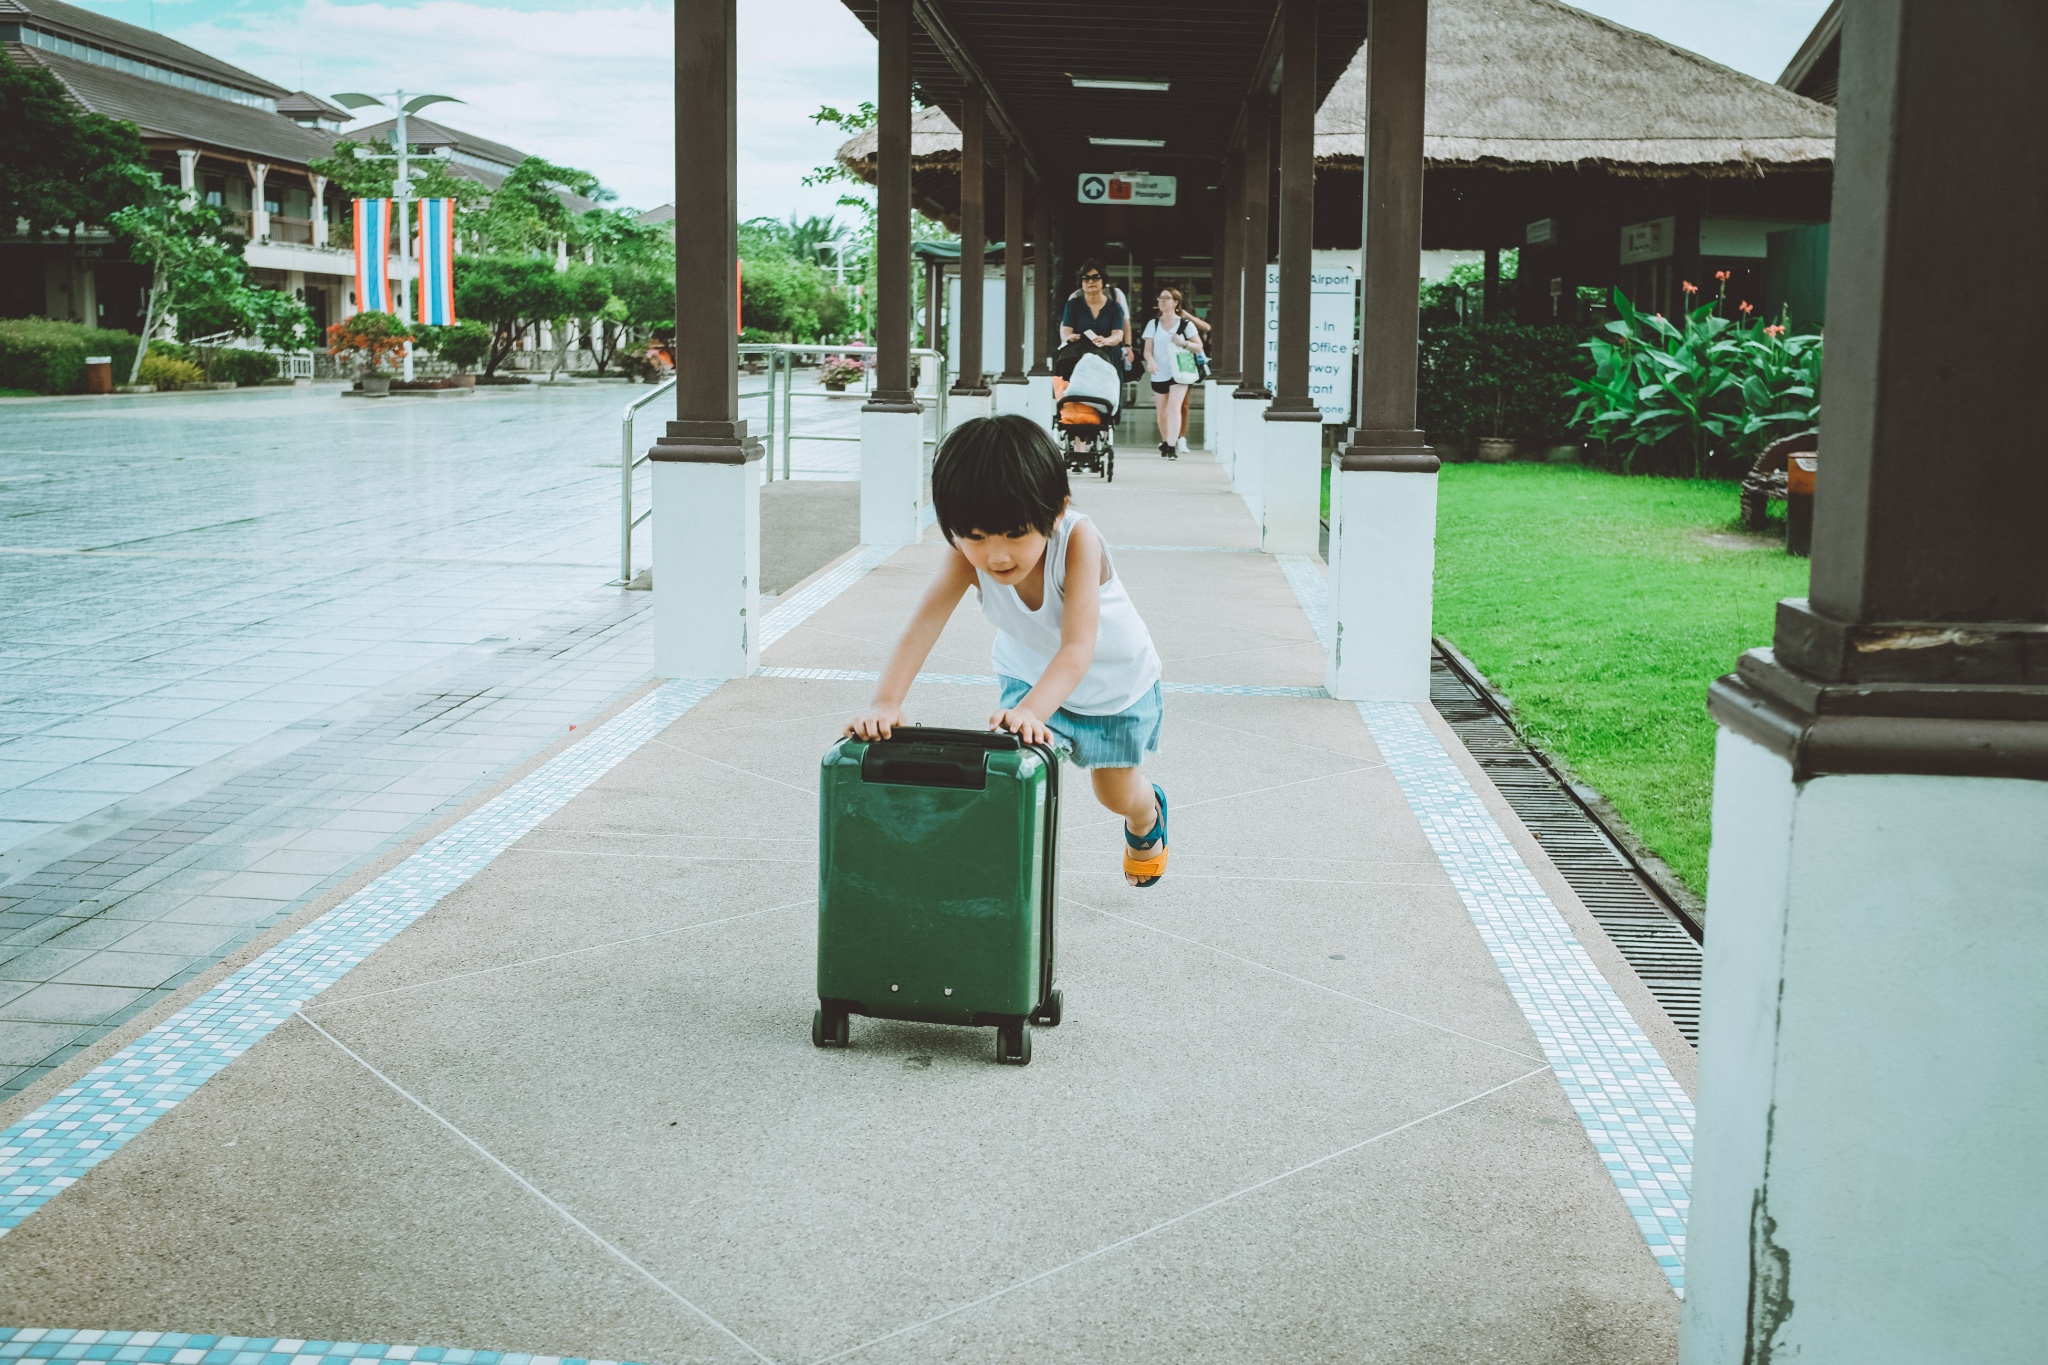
xmin=847 ymin=549 xmax=975 ymax=740
xmin=995 ymin=522 xmax=1102 ymax=739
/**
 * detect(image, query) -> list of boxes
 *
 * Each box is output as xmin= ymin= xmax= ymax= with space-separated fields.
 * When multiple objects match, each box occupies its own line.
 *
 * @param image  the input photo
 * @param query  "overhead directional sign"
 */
xmin=1077 ymin=173 xmax=1177 ymax=207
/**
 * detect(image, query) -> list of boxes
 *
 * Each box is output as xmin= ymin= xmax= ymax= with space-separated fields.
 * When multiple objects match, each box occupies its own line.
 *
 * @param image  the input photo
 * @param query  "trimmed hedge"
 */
xmin=1417 ymin=322 xmax=1593 ymax=445
xmin=0 ymin=318 xmax=141 ymax=394
xmin=198 ymin=348 xmax=278 ymax=386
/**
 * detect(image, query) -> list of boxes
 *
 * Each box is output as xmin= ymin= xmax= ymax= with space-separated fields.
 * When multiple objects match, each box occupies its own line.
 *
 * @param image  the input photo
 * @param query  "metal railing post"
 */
xmin=620 ymin=402 xmax=636 ymax=583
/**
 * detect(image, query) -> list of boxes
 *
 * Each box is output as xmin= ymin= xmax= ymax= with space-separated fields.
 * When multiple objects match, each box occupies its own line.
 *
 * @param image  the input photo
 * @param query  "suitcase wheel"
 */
xmin=995 ymin=1018 xmax=1032 ymax=1066
xmin=1030 ymin=989 xmax=1063 ymax=1028
xmin=812 ymin=1007 xmax=850 ymax=1049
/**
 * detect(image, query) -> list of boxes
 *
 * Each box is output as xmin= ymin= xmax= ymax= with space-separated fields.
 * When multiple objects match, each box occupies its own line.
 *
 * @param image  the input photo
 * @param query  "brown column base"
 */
xmin=948 ymin=383 xmax=993 ymax=396
xmin=1232 ymin=382 xmax=1273 ymax=401
xmin=1771 ymin=598 xmax=2048 ymax=686
xmin=1710 ymin=647 xmax=2048 ymax=782
xmin=862 ymin=391 xmax=922 ymax=414
xmin=1338 ymin=426 xmax=1437 ymax=473
xmin=994 ymin=373 xmax=1029 ymax=385
xmin=1264 ymin=402 xmax=1321 ymax=422
xmin=1208 ymin=370 xmax=1243 ymax=387
xmin=649 ymin=419 xmax=761 ymax=464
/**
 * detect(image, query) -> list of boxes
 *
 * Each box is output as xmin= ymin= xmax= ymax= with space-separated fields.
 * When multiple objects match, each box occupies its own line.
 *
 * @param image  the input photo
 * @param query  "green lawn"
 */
xmin=1430 ymin=463 xmax=1809 ymax=895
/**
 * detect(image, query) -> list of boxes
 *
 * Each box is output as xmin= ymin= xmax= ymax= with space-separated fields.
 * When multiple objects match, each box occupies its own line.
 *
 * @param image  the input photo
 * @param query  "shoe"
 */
xmin=1159 ymin=441 xmax=1173 ymax=457
xmin=1123 ymin=785 xmax=1169 ymax=887
xmin=1177 ymin=437 xmax=1189 ymax=455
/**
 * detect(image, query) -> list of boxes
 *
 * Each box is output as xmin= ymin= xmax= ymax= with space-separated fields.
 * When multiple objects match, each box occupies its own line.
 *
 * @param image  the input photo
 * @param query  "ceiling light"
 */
xmin=1090 ymin=137 xmax=1165 ymax=148
xmin=1070 ymin=77 xmax=1170 ymax=92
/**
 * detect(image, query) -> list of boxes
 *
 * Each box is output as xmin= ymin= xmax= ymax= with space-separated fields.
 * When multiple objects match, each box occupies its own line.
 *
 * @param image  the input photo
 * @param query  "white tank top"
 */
xmin=976 ymin=510 xmax=1162 ymax=716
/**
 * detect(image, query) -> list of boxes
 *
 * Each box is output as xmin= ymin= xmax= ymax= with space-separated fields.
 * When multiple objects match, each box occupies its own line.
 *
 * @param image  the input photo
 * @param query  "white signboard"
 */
xmin=1262 ymin=262 xmax=1358 ymax=424
xmin=1620 ymin=216 xmax=1676 ymax=265
xmin=1076 ymin=173 xmax=1177 ymax=207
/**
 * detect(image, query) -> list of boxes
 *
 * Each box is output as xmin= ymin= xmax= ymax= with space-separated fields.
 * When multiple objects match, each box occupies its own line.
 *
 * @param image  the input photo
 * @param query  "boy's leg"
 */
xmin=1091 ymin=765 xmax=1161 ymax=885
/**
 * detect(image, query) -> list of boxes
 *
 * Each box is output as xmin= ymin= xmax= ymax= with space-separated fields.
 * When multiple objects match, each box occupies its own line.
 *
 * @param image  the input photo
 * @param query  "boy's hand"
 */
xmin=990 ymin=705 xmax=1052 ymax=746
xmin=847 ymin=703 xmax=905 ymax=741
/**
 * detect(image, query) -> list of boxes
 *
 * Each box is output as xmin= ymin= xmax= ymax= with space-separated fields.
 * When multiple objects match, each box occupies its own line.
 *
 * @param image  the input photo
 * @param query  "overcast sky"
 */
xmin=75 ymin=0 xmax=1832 ymax=224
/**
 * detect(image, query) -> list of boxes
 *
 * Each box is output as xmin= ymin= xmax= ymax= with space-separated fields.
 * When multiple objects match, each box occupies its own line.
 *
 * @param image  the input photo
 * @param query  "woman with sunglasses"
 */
xmin=1057 ymin=260 xmax=1126 ymax=380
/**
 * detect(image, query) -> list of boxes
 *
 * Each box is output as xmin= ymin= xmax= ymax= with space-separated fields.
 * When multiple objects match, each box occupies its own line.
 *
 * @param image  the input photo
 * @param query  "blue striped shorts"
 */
xmin=997 ymin=676 xmax=1163 ymax=770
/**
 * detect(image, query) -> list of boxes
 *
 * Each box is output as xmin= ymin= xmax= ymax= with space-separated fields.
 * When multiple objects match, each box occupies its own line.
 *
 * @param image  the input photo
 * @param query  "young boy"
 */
xmin=846 ymin=414 xmax=1169 ymax=887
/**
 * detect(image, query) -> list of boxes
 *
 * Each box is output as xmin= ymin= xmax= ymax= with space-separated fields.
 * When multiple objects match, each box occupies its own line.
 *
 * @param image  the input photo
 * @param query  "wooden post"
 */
xmin=860 ymin=0 xmax=923 ymax=543
xmin=1234 ymin=92 xmax=1273 ymax=400
xmin=1000 ymin=145 xmax=1026 ymax=384
xmin=951 ymin=81 xmax=990 ymax=397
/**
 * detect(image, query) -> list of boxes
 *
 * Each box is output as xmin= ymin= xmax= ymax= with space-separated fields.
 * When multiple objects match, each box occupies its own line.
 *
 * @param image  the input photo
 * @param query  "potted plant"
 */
xmin=327 ymin=311 xmax=412 ymax=396
xmin=818 ymin=355 xmax=865 ymax=392
xmin=419 ymin=320 xmax=490 ymax=388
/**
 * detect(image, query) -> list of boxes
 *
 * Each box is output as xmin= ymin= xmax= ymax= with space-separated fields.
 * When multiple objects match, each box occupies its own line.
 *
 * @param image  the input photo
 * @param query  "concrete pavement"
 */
xmin=0 ymin=449 xmax=1691 ymax=1363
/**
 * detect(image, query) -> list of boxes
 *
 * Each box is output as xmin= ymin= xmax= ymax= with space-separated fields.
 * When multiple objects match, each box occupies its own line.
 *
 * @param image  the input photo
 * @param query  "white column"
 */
xmin=860 ymin=406 xmax=924 ymax=546
xmin=945 ymin=389 xmax=992 ymax=433
xmin=652 ymin=454 xmax=761 ymax=679
xmin=177 ymin=149 xmax=199 ymax=207
xmin=245 ymin=160 xmax=270 ymax=241
xmin=1681 ymin=731 xmax=2048 ymax=1365
xmin=1326 ymin=464 xmax=1437 ymax=701
xmin=1204 ymin=378 xmax=1231 ymax=461
xmin=1260 ymin=415 xmax=1321 ymax=554
xmin=1231 ymin=392 xmax=1268 ymax=515
xmin=1025 ymin=373 xmax=1056 ymax=435
xmin=991 ymin=379 xmax=1032 ymax=419
xmin=309 ymin=174 xmax=329 ymax=247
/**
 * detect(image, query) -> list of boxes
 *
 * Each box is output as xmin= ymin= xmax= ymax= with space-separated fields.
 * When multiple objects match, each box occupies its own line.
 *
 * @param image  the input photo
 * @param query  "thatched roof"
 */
xmin=839 ymin=0 xmax=1834 ymax=181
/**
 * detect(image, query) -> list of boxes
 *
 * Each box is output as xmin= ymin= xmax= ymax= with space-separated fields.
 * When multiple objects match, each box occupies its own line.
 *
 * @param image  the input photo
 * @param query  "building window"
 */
xmin=0 ymin=23 xmax=277 ymax=110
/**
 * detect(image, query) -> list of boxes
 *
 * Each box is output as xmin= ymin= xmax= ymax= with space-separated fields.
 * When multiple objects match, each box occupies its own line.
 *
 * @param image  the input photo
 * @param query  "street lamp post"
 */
xmin=332 ymin=90 xmax=461 ymax=381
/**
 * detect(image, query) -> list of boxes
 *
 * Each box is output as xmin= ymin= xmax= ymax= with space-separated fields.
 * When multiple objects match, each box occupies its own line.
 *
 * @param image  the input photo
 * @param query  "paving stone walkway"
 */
xmin=0 ymin=446 xmax=1693 ymax=1363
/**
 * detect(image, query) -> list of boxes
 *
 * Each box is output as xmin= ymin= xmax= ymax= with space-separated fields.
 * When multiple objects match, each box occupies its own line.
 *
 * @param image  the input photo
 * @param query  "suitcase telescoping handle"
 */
xmin=859 ymin=726 xmax=1023 ymax=790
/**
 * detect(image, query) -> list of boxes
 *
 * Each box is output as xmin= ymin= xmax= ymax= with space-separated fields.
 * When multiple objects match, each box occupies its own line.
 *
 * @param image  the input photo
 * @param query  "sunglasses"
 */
xmin=1080 ymin=273 xmax=1104 ymax=281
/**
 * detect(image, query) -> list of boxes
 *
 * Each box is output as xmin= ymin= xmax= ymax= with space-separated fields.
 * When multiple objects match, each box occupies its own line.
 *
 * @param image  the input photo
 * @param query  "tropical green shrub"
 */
xmin=138 ymin=351 xmax=204 ymax=388
xmin=1418 ymin=322 xmax=1590 ymax=443
xmin=200 ymin=348 xmax=277 ymax=386
xmin=0 ymin=318 xmax=140 ymax=393
xmin=415 ymin=320 xmax=492 ymax=372
xmin=1571 ymin=282 xmax=1822 ymax=476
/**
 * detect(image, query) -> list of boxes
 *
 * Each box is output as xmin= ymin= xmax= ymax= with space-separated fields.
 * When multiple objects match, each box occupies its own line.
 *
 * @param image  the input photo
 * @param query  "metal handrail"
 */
xmin=618 ymin=344 xmax=948 ymax=584
xmin=618 ymin=376 xmax=676 ymax=583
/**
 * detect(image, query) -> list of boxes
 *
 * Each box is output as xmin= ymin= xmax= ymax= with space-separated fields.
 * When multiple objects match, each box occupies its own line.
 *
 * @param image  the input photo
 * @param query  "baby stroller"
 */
xmin=1053 ymin=349 xmax=1120 ymax=481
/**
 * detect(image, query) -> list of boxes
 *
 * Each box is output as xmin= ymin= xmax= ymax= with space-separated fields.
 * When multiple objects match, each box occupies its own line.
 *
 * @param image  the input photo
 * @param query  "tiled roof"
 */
xmin=10 ymin=42 xmax=334 ymax=166
xmin=349 ymin=116 xmax=530 ymax=173
xmin=0 ymin=0 xmax=286 ymax=97
xmin=278 ymin=90 xmax=351 ymax=121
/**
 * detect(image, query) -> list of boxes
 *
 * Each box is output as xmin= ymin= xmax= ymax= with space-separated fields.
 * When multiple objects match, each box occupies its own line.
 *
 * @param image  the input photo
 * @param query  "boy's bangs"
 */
xmin=932 ymin=414 xmax=1070 ymax=541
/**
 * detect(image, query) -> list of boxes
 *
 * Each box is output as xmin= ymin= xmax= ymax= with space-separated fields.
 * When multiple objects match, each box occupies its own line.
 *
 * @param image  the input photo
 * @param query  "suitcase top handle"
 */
xmin=858 ymin=727 xmax=1030 ymax=791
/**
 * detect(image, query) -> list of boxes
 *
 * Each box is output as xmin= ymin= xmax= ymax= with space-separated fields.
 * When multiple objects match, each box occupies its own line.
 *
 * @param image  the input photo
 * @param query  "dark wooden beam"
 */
xmin=1234 ymin=90 xmax=1273 ymax=400
xmin=951 ymin=80 xmax=990 ymax=395
xmin=1001 ymin=142 xmax=1026 ymax=381
xmin=1270 ymin=0 xmax=1317 ymax=414
xmin=653 ymin=0 xmax=746 ymax=461
xmin=1212 ymin=145 xmax=1243 ymax=384
xmin=867 ymin=0 xmax=917 ymax=406
xmin=1338 ymin=0 xmax=1433 ymax=467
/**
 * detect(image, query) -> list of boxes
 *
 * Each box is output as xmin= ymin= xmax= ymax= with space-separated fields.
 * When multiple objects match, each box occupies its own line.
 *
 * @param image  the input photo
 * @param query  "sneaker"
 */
xmin=1177 ymin=437 xmax=1190 ymax=455
xmin=1159 ymin=442 xmax=1173 ymax=457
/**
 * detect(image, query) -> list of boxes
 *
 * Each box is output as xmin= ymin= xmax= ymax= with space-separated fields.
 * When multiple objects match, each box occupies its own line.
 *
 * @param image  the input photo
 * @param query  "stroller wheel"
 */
xmin=1104 ymin=448 xmax=1115 ymax=482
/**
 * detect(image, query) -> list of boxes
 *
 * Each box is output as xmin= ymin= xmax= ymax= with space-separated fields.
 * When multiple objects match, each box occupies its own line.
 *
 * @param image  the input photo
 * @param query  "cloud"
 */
xmin=152 ymin=0 xmax=876 ymax=219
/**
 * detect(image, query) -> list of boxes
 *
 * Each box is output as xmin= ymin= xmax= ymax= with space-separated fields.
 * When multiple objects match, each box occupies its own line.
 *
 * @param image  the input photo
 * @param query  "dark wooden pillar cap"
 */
xmin=649 ymin=418 xmax=762 ymax=465
xmin=862 ymin=393 xmax=923 ymax=414
xmin=1337 ymin=426 xmax=1437 ymax=473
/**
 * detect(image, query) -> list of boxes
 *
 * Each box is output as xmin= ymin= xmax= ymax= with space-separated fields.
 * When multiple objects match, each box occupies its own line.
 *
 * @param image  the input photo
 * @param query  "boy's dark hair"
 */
xmin=931 ymin=414 xmax=1070 ymax=541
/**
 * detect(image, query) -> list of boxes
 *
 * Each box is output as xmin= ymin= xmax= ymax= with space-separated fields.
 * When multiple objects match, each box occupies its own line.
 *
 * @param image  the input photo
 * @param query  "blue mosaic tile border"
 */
xmin=0 ymin=1329 xmax=637 ymax=1365
xmin=1276 ymin=548 xmax=1692 ymax=1292
xmin=1275 ymin=554 xmax=1331 ymax=649
xmin=760 ymin=543 xmax=898 ymax=650
xmin=1354 ymin=701 xmax=1695 ymax=1293
xmin=0 ymin=678 xmax=719 ymax=1234
xmin=755 ymin=667 xmax=1326 ymax=699
xmin=0 ymin=542 xmax=903 ymax=1236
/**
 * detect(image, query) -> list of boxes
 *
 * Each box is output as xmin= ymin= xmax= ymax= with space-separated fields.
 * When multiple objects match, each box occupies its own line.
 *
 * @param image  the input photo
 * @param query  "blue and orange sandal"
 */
xmin=1123 ymin=784 xmax=1169 ymax=887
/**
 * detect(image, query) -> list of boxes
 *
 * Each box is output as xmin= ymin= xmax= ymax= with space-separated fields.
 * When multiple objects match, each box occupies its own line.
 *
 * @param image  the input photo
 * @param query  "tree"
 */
xmin=472 ymin=157 xmax=610 ymax=256
xmin=453 ymin=254 xmax=564 ymax=375
xmin=107 ymin=198 xmax=253 ymax=382
xmin=0 ymin=52 xmax=150 ymax=236
xmin=309 ymin=139 xmax=486 ymax=249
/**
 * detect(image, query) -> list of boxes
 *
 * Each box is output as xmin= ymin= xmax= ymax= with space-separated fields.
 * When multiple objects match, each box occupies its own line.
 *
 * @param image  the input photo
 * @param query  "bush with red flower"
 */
xmin=326 ymin=311 xmax=414 ymax=378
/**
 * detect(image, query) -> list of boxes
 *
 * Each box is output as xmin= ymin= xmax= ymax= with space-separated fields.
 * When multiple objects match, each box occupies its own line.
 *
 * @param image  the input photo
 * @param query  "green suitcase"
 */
xmin=814 ymin=726 xmax=1062 ymax=1065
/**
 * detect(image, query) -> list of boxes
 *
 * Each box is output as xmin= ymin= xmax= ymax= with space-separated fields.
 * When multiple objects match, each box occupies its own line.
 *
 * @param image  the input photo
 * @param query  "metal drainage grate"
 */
xmin=1428 ymin=646 xmax=1704 ymax=1044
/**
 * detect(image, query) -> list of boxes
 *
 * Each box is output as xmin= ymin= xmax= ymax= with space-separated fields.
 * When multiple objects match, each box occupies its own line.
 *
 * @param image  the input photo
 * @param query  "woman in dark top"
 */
xmin=1057 ymin=260 xmax=1126 ymax=379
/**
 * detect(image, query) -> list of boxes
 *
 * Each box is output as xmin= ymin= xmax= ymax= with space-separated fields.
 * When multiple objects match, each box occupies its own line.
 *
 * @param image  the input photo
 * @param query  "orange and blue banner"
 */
xmin=415 ymin=197 xmax=457 ymax=325
xmin=352 ymin=198 xmax=393 ymax=314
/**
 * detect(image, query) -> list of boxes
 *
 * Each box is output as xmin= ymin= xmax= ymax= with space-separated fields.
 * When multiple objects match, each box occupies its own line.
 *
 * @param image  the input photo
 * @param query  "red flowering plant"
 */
xmin=1570 ymin=275 xmax=1822 ymax=475
xmin=326 ymin=311 xmax=414 ymax=378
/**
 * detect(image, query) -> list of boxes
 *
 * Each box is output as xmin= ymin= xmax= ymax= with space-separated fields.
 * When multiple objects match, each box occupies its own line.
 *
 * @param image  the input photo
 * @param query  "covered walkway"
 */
xmin=0 ymin=454 xmax=1692 ymax=1363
